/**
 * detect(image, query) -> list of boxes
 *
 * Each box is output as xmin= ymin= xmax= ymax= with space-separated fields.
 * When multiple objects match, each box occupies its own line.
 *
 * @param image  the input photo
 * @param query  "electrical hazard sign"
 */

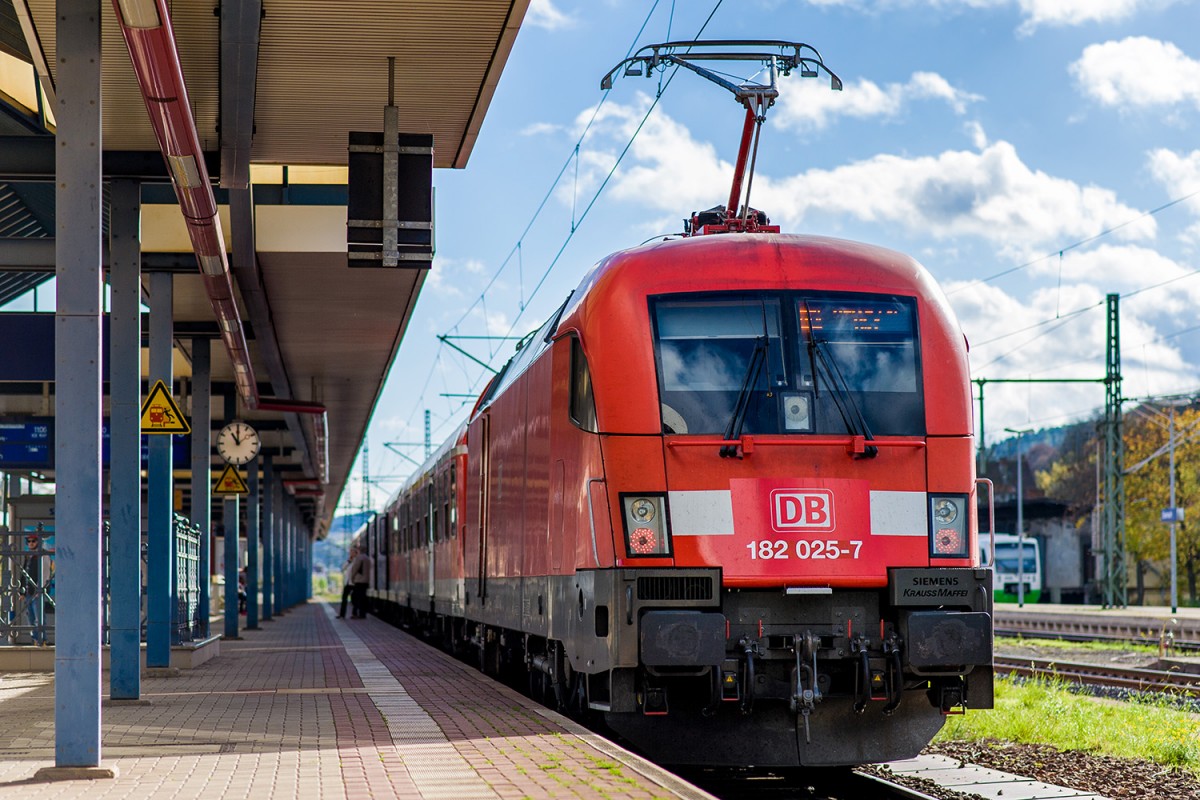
xmin=139 ymin=380 xmax=190 ymax=434
xmin=213 ymin=464 xmax=249 ymax=496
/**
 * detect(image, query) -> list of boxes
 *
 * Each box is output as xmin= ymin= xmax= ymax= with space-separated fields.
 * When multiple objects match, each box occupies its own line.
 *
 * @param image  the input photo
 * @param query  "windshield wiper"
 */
xmin=801 ymin=303 xmax=878 ymax=459
xmin=720 ymin=335 xmax=768 ymax=458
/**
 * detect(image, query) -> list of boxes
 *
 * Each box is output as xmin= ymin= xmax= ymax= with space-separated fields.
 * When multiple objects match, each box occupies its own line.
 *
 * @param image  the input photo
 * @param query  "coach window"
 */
xmin=449 ymin=465 xmax=457 ymax=536
xmin=569 ymin=337 xmax=598 ymax=432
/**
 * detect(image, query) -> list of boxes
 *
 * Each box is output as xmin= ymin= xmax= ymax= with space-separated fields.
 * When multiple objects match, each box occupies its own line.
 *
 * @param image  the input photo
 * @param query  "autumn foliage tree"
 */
xmin=1122 ymin=404 xmax=1200 ymax=604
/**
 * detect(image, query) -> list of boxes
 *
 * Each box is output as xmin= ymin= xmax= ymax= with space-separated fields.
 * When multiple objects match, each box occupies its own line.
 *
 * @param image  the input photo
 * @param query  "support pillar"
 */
xmin=273 ymin=482 xmax=284 ymax=613
xmin=48 ymin=0 xmax=108 ymax=772
xmin=306 ymin=529 xmax=313 ymax=600
xmin=246 ymin=455 xmax=259 ymax=629
xmin=190 ymin=339 xmax=211 ymax=638
xmin=146 ymin=272 xmax=175 ymax=667
xmin=108 ymin=179 xmax=142 ymax=700
xmin=261 ymin=454 xmax=274 ymax=620
xmin=224 ymin=495 xmax=240 ymax=639
xmin=286 ymin=501 xmax=296 ymax=607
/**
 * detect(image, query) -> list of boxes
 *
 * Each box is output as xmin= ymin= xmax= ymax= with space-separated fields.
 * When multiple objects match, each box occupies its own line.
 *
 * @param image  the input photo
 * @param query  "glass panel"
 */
xmin=570 ymin=337 xmax=598 ymax=432
xmin=654 ymin=298 xmax=783 ymax=436
xmin=995 ymin=544 xmax=1037 ymax=574
xmin=651 ymin=291 xmax=923 ymax=436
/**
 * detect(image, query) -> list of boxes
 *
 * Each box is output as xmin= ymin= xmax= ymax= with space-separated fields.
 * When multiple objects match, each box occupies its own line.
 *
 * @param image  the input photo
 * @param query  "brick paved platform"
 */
xmin=0 ymin=603 xmax=714 ymax=799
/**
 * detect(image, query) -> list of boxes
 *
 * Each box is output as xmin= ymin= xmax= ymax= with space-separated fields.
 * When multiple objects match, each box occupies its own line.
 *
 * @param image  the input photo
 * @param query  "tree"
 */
xmin=1034 ymin=421 xmax=1099 ymax=526
xmin=1122 ymin=404 xmax=1200 ymax=604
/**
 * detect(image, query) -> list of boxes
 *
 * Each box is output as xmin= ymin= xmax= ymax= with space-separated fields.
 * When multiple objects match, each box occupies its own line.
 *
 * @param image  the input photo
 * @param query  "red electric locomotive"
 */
xmin=363 ymin=39 xmax=993 ymax=768
xmin=366 ymin=223 xmax=993 ymax=767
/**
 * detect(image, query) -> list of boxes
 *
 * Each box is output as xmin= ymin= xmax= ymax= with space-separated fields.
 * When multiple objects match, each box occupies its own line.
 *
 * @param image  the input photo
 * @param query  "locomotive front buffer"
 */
xmin=626 ymin=566 xmax=993 ymax=757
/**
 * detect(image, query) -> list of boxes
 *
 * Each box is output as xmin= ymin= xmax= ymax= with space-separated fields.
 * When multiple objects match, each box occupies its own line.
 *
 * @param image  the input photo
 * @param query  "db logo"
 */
xmin=770 ymin=489 xmax=835 ymax=532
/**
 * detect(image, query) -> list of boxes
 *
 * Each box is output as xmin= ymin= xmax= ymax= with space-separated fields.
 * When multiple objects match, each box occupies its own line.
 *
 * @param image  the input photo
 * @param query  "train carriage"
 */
xmin=368 ymin=228 xmax=993 ymax=768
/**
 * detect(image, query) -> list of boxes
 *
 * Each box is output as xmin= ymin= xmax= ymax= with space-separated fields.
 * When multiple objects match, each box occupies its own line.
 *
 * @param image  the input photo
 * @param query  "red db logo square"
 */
xmin=771 ymin=489 xmax=835 ymax=533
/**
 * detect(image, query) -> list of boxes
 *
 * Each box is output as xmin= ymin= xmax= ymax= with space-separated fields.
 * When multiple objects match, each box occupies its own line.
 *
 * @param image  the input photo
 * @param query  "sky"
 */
xmin=343 ymin=0 xmax=1200 ymax=513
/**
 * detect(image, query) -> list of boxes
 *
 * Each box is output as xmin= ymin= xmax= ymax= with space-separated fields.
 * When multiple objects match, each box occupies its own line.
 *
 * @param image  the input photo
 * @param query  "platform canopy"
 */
xmin=0 ymin=0 xmax=530 ymax=536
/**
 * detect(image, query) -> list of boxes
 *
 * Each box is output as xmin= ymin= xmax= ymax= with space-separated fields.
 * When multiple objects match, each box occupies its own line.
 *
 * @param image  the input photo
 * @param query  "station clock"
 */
xmin=216 ymin=421 xmax=261 ymax=465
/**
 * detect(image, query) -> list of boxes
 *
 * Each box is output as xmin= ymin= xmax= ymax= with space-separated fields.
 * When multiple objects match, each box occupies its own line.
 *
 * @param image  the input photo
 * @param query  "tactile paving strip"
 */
xmin=323 ymin=605 xmax=499 ymax=800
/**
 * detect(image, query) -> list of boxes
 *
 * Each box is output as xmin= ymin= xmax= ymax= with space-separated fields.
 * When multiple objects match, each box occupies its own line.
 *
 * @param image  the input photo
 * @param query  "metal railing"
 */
xmin=0 ymin=525 xmax=54 ymax=646
xmin=1 ymin=514 xmax=206 ymax=647
xmin=174 ymin=515 xmax=204 ymax=643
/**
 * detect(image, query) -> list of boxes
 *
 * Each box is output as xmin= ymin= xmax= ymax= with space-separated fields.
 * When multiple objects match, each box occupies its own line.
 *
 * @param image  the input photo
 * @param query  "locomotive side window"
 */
xmin=651 ymin=292 xmax=924 ymax=436
xmin=569 ymin=337 xmax=598 ymax=432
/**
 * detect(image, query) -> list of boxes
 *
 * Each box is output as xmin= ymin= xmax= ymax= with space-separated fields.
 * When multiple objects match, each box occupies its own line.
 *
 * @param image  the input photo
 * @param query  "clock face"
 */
xmin=216 ymin=421 xmax=261 ymax=465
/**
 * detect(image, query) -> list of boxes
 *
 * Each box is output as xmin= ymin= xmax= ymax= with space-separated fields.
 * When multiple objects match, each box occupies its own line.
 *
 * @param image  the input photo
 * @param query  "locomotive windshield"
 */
xmin=651 ymin=291 xmax=924 ymax=436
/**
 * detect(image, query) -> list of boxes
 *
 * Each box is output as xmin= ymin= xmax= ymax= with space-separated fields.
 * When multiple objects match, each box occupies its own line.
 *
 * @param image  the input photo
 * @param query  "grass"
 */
xmin=996 ymin=634 xmax=1163 ymax=656
xmin=937 ymin=675 xmax=1200 ymax=773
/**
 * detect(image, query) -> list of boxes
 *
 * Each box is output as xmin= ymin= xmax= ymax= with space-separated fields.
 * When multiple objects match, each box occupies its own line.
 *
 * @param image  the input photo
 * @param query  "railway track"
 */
xmin=994 ymin=654 xmax=1200 ymax=698
xmin=994 ymin=608 xmax=1200 ymax=651
xmin=673 ymin=766 xmax=950 ymax=800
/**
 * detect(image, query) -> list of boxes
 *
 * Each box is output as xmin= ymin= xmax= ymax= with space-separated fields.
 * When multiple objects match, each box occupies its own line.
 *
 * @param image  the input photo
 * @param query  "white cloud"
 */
xmin=471 ymin=307 xmax=514 ymax=338
xmin=773 ymin=71 xmax=981 ymax=131
xmin=525 ymin=0 xmax=573 ymax=30
xmin=766 ymin=142 xmax=1159 ymax=255
xmin=965 ymin=120 xmax=989 ymax=149
xmin=1148 ymin=148 xmax=1200 ymax=206
xmin=946 ymin=278 xmax=1197 ymax=432
xmin=520 ymin=121 xmax=563 ymax=136
xmin=1015 ymin=0 xmax=1167 ymax=32
xmin=1035 ymin=244 xmax=1200 ymax=318
xmin=582 ymin=98 xmax=1153 ymax=255
xmin=1148 ymin=148 xmax=1200 ymax=245
xmin=426 ymin=257 xmax=487 ymax=298
xmin=1071 ymin=37 xmax=1200 ymax=110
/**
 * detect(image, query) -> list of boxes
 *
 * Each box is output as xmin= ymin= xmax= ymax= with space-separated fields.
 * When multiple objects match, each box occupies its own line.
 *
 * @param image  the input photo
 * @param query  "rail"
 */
xmin=994 ymin=608 xmax=1200 ymax=652
xmin=994 ymin=655 xmax=1200 ymax=699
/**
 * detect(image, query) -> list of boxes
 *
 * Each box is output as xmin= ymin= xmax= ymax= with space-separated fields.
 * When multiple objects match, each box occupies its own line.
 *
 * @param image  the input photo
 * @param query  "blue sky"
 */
xmin=342 ymin=0 xmax=1200 ymax=513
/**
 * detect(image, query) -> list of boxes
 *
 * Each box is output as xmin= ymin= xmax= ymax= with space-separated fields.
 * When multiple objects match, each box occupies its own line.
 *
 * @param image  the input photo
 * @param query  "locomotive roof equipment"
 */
xmin=600 ymin=40 xmax=842 ymax=235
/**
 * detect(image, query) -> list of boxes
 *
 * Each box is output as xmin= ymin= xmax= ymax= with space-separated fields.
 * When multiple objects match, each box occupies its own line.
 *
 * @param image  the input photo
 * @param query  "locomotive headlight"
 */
xmin=933 ymin=498 xmax=958 ymax=525
xmin=621 ymin=494 xmax=672 ymax=558
xmin=630 ymin=498 xmax=656 ymax=523
xmin=928 ymin=494 xmax=969 ymax=558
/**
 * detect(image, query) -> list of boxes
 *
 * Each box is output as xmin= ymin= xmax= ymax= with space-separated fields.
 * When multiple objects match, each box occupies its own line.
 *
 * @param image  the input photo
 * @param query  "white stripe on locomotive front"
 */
xmin=667 ymin=489 xmax=928 ymax=537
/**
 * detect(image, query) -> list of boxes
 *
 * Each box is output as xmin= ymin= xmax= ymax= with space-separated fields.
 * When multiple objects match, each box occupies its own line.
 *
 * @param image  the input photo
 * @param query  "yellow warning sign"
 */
xmin=213 ymin=463 xmax=249 ymax=496
xmin=140 ymin=379 xmax=191 ymax=434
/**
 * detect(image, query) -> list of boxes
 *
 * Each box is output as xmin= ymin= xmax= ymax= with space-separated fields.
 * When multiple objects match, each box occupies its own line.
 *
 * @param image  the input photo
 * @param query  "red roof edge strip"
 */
xmin=113 ymin=0 xmax=329 ymax=487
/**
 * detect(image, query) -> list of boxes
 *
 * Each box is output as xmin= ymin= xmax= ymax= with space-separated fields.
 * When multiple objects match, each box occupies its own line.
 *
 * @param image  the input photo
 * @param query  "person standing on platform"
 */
xmin=348 ymin=546 xmax=373 ymax=619
xmin=336 ymin=547 xmax=357 ymax=619
xmin=19 ymin=533 xmax=46 ymax=645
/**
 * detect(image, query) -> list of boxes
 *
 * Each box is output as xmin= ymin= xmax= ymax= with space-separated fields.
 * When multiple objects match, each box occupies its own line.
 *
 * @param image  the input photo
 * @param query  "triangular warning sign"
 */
xmin=140 ymin=379 xmax=191 ymax=434
xmin=213 ymin=464 xmax=249 ymax=495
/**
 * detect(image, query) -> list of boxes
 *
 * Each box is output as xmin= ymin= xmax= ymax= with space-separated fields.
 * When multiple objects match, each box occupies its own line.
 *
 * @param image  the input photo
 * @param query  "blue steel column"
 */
xmin=190 ymin=339 xmax=211 ymax=638
xmin=306 ymin=527 xmax=313 ymax=599
xmin=281 ymin=500 xmax=290 ymax=608
xmin=261 ymin=454 xmax=273 ymax=620
xmin=286 ymin=500 xmax=296 ymax=607
xmin=246 ymin=456 xmax=259 ymax=629
xmin=273 ymin=478 xmax=284 ymax=613
xmin=292 ymin=508 xmax=299 ymax=605
xmin=224 ymin=496 xmax=240 ymax=638
xmin=108 ymin=180 xmax=142 ymax=701
xmin=146 ymin=272 xmax=174 ymax=667
xmin=51 ymin=0 xmax=105 ymax=768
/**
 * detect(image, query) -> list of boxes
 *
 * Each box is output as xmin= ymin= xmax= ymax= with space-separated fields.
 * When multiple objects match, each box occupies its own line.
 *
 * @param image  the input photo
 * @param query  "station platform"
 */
xmin=0 ymin=603 xmax=714 ymax=800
